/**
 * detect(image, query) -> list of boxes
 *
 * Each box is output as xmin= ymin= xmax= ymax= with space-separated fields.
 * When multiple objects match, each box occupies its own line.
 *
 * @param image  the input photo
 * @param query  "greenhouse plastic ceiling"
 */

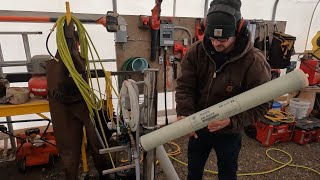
xmin=0 ymin=0 xmax=319 ymax=56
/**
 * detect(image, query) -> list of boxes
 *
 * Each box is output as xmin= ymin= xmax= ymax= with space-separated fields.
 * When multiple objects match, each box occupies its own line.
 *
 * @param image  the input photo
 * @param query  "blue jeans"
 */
xmin=187 ymin=130 xmax=242 ymax=180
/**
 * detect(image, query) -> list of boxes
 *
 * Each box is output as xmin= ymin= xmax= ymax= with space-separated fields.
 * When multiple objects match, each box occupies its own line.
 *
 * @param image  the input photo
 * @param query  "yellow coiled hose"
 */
xmin=56 ymin=15 xmax=116 ymax=168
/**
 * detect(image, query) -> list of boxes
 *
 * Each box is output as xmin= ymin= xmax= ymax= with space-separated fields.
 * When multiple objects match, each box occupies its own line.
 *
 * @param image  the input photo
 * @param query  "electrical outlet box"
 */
xmin=115 ymin=16 xmax=128 ymax=43
xmin=169 ymin=56 xmax=175 ymax=63
xmin=183 ymin=38 xmax=189 ymax=46
xmin=159 ymin=56 xmax=164 ymax=64
xmin=160 ymin=23 xmax=174 ymax=47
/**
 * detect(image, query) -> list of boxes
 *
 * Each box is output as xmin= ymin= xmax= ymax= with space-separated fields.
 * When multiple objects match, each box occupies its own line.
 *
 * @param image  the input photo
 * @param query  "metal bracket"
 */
xmin=99 ymin=144 xmax=130 ymax=154
xmin=102 ymin=163 xmax=136 ymax=175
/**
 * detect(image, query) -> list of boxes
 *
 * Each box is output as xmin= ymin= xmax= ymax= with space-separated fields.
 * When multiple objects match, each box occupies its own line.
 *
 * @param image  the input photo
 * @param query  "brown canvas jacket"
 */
xmin=175 ymin=37 xmax=271 ymax=133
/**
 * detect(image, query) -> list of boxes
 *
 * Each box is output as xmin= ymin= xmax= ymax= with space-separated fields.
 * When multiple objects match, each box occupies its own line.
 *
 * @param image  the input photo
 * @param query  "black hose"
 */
xmin=163 ymin=47 xmax=169 ymax=125
xmin=308 ymin=52 xmax=320 ymax=60
xmin=2 ymin=130 xmax=56 ymax=152
xmin=46 ymin=30 xmax=55 ymax=58
xmin=38 ymin=138 xmax=57 ymax=146
xmin=0 ymin=119 xmax=56 ymax=147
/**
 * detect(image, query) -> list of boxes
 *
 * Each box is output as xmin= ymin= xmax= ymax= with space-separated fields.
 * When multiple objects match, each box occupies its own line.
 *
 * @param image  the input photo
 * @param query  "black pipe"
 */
xmin=150 ymin=29 xmax=159 ymax=61
xmin=163 ymin=47 xmax=169 ymax=125
xmin=4 ymin=70 xmax=143 ymax=83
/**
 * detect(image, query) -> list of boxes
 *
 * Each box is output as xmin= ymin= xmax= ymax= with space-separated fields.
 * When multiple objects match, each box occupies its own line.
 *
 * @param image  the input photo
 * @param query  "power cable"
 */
xmin=166 ymin=143 xmax=320 ymax=177
xmin=163 ymin=46 xmax=169 ymax=125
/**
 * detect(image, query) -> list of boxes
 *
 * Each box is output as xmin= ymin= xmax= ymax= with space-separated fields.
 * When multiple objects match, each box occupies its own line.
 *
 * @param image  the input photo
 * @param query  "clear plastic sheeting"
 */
xmin=275 ymin=0 xmax=320 ymax=52
xmin=0 ymin=0 xmax=113 ymax=14
xmin=0 ymin=0 xmax=319 ymax=130
xmin=0 ymin=0 xmax=319 ymax=55
xmin=117 ymin=0 xmax=174 ymax=16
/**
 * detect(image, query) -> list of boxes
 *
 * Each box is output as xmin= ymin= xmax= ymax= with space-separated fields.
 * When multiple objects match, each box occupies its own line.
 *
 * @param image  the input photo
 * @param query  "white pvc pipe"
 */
xmin=140 ymin=69 xmax=308 ymax=151
xmin=156 ymin=145 xmax=180 ymax=180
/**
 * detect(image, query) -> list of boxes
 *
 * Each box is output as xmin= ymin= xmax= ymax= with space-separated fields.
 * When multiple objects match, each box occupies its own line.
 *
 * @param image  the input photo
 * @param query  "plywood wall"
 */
xmin=115 ymin=15 xmax=286 ymax=92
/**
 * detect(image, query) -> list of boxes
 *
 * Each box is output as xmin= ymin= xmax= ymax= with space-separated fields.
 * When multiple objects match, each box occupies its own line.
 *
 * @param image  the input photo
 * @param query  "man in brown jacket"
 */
xmin=175 ymin=0 xmax=271 ymax=179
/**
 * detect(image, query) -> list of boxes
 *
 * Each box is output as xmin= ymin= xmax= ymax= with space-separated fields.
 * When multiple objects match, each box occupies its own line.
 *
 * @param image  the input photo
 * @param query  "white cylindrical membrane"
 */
xmin=140 ymin=69 xmax=308 ymax=151
xmin=156 ymin=145 xmax=180 ymax=180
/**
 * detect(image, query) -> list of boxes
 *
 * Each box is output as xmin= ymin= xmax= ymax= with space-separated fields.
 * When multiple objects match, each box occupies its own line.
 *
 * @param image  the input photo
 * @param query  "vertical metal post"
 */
xmin=204 ymin=0 xmax=209 ymax=17
xmin=271 ymin=0 xmax=279 ymax=24
xmin=0 ymin=43 xmax=16 ymax=149
xmin=173 ymin=0 xmax=177 ymax=17
xmin=112 ymin=0 xmax=118 ymax=13
xmin=142 ymin=69 xmax=158 ymax=180
xmin=0 ymin=43 xmax=4 ymax=74
xmin=22 ymin=34 xmax=31 ymax=62
xmin=6 ymin=117 xmax=16 ymax=149
xmin=172 ymin=91 xmax=175 ymax=110
xmin=143 ymin=69 xmax=158 ymax=127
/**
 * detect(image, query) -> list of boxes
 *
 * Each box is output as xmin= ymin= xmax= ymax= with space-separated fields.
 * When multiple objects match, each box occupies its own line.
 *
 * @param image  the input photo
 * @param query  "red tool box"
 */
xmin=293 ymin=117 xmax=320 ymax=145
xmin=299 ymin=59 xmax=320 ymax=85
xmin=256 ymin=118 xmax=295 ymax=146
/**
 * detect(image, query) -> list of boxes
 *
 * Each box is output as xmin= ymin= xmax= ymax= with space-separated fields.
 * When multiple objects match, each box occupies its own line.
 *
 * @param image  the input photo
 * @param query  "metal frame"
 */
xmin=1 ymin=1 xmax=162 ymax=178
xmin=271 ymin=0 xmax=280 ymax=24
xmin=1 ymin=1 xmax=168 ymax=177
xmin=0 ymin=31 xmax=43 ymax=149
xmin=142 ymin=69 xmax=158 ymax=180
xmin=98 ymin=69 xmax=158 ymax=180
xmin=1 ymin=59 xmax=116 ymax=68
xmin=0 ymin=43 xmax=4 ymax=75
xmin=204 ymin=0 xmax=209 ymax=17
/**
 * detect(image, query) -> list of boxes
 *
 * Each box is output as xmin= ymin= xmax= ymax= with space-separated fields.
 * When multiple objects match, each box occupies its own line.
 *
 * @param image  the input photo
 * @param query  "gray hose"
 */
xmin=174 ymin=26 xmax=193 ymax=45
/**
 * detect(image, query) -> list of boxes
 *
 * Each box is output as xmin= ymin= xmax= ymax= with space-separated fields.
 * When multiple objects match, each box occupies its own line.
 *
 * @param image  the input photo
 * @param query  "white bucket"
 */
xmin=288 ymin=98 xmax=311 ymax=119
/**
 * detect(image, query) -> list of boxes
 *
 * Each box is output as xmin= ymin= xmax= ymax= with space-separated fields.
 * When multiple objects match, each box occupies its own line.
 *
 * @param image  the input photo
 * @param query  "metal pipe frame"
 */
xmin=112 ymin=0 xmax=118 ymax=13
xmin=271 ymin=0 xmax=279 ymax=24
xmin=0 ymin=31 xmax=42 ymax=35
xmin=0 ymin=31 xmax=42 ymax=68
xmin=0 ymin=59 xmax=116 ymax=67
xmin=99 ymin=69 xmax=159 ymax=179
xmin=173 ymin=0 xmax=177 ymax=17
xmin=0 ymin=43 xmax=4 ymax=75
xmin=0 ymin=42 xmax=15 ymax=149
xmin=0 ymin=31 xmax=48 ymax=149
xmin=204 ymin=0 xmax=209 ymax=17
xmin=22 ymin=34 xmax=32 ymax=62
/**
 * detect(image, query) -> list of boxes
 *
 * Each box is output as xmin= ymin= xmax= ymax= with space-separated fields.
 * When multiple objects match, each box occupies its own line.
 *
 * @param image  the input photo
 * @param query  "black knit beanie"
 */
xmin=205 ymin=0 xmax=242 ymax=38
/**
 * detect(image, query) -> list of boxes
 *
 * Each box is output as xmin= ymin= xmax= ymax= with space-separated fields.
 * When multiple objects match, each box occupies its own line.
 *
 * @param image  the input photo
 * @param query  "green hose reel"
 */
xmin=121 ymin=57 xmax=149 ymax=71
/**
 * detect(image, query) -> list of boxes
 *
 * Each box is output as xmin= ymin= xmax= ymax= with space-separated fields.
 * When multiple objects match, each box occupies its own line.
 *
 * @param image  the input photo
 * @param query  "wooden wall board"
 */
xmin=115 ymin=15 xmax=196 ymax=93
xmin=115 ymin=15 xmax=287 ymax=93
